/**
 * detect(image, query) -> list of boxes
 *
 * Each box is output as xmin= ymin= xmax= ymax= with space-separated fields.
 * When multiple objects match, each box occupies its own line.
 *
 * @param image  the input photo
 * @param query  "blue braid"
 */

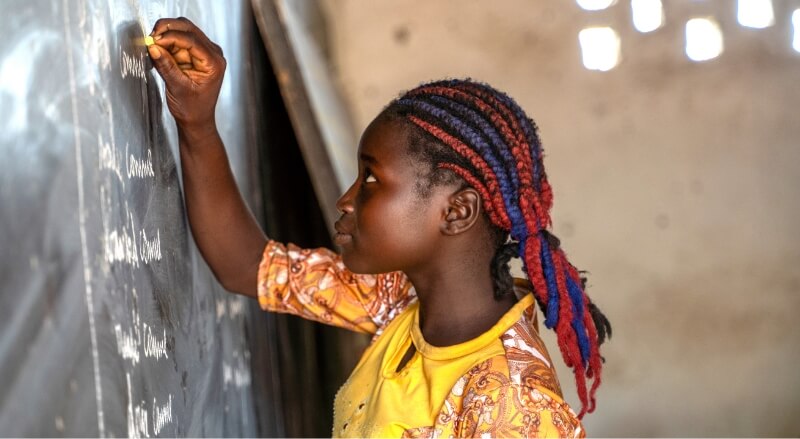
xmin=422 ymin=95 xmax=527 ymax=240
xmin=455 ymin=83 xmax=544 ymax=192
xmin=489 ymin=92 xmax=544 ymax=191
xmin=539 ymin=233 xmax=561 ymax=329
xmin=396 ymin=98 xmax=520 ymax=232
xmin=426 ymin=95 xmax=521 ymax=190
xmin=566 ymin=273 xmax=592 ymax=366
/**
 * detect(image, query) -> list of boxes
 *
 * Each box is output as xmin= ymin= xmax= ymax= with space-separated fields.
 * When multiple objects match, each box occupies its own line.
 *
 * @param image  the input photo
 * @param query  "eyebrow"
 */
xmin=359 ymin=153 xmax=379 ymax=165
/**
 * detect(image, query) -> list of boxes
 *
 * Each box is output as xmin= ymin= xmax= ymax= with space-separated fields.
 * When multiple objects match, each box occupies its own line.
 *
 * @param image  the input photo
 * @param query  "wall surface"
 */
xmin=319 ymin=1 xmax=800 ymax=436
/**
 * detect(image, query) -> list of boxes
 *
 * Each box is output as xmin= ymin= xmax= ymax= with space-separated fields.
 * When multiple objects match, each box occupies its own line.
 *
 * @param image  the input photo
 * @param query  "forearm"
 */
xmin=178 ymin=122 xmax=267 ymax=297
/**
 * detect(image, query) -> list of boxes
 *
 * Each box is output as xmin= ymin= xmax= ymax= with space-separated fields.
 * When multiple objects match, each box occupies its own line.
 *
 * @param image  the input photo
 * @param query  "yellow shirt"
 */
xmin=258 ymin=241 xmax=584 ymax=438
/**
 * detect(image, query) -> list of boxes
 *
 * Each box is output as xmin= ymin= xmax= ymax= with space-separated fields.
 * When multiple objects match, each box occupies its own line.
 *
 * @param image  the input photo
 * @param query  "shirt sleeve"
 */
xmin=256 ymin=240 xmax=415 ymax=334
xmin=458 ymin=382 xmax=585 ymax=438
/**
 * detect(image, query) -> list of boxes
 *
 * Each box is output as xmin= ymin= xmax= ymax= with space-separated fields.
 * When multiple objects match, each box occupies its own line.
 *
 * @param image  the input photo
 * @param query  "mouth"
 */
xmin=333 ymin=218 xmax=354 ymax=246
xmin=333 ymin=232 xmax=353 ymax=246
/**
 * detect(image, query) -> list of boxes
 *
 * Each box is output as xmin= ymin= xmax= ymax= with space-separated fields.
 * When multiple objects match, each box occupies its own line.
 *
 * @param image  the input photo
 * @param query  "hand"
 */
xmin=147 ymin=17 xmax=226 ymax=130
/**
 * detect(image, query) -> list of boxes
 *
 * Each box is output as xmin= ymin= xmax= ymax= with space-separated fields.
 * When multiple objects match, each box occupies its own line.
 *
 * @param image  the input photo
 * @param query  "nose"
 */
xmin=336 ymin=182 xmax=356 ymax=214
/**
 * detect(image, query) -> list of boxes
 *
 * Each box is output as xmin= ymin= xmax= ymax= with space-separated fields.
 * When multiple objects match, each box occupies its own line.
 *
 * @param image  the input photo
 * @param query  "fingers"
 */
xmin=152 ymin=17 xmax=195 ymax=36
xmin=153 ymin=30 xmax=223 ymax=73
xmin=147 ymin=44 xmax=188 ymax=87
xmin=151 ymin=17 xmax=223 ymax=56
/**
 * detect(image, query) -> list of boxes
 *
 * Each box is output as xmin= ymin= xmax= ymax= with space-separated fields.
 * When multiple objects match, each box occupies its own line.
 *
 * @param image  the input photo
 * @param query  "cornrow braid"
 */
xmin=383 ymin=79 xmax=612 ymax=419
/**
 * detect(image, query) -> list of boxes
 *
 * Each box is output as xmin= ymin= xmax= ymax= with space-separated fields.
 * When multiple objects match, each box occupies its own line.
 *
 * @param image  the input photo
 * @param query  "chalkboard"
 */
xmin=0 ymin=0 xmax=280 ymax=436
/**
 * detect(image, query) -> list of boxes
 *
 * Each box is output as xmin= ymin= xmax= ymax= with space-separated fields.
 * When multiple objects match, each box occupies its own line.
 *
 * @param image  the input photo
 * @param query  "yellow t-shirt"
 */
xmin=258 ymin=241 xmax=584 ymax=438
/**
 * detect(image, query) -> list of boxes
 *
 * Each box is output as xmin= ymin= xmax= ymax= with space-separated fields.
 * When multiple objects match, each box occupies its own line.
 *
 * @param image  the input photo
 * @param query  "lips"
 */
xmin=334 ymin=218 xmax=354 ymax=246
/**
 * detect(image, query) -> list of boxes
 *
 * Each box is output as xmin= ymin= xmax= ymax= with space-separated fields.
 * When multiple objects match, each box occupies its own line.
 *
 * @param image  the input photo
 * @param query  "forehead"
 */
xmin=357 ymin=116 xmax=415 ymax=165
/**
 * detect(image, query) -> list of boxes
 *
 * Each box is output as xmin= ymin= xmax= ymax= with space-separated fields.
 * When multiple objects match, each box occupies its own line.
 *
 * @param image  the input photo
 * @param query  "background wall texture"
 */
xmin=317 ymin=1 xmax=800 ymax=436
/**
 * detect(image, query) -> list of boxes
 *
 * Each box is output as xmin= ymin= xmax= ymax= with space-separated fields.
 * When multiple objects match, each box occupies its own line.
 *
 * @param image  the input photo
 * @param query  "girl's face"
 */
xmin=334 ymin=117 xmax=454 ymax=274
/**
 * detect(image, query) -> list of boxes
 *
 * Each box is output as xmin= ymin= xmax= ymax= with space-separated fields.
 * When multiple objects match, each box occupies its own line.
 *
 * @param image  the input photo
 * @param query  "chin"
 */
xmin=340 ymin=256 xmax=371 ymax=274
xmin=340 ymin=251 xmax=384 ymax=275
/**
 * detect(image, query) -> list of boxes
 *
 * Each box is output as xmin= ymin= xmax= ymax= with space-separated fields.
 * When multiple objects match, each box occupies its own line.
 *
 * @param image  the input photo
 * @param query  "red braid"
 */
xmin=438 ymin=163 xmax=509 ymax=229
xmin=409 ymin=86 xmax=534 ymax=174
xmin=566 ymin=261 xmax=603 ymax=413
xmin=551 ymin=249 xmax=590 ymax=417
xmin=408 ymin=116 xmax=512 ymax=229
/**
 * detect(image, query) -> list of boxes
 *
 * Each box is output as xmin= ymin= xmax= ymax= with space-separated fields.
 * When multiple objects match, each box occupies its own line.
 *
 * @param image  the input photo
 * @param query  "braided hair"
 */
xmin=381 ymin=79 xmax=611 ymax=418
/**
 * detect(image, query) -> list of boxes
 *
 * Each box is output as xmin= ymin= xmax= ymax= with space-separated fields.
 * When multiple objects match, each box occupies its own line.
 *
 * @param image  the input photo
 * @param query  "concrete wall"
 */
xmin=318 ymin=1 xmax=800 ymax=436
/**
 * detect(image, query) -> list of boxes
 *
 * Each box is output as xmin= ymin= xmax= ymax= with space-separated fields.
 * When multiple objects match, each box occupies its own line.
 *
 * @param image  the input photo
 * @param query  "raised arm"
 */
xmin=147 ymin=17 xmax=265 ymax=297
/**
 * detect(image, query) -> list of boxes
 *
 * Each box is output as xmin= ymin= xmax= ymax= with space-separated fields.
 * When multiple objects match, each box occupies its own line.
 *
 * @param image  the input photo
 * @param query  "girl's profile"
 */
xmin=146 ymin=16 xmax=610 ymax=438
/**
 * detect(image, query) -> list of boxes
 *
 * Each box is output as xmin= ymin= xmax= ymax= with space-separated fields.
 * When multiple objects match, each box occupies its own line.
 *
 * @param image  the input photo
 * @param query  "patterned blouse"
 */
xmin=257 ymin=240 xmax=584 ymax=438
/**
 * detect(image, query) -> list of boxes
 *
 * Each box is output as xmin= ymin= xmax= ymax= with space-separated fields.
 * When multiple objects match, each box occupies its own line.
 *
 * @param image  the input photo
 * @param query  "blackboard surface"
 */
xmin=0 ymin=0 xmax=277 ymax=436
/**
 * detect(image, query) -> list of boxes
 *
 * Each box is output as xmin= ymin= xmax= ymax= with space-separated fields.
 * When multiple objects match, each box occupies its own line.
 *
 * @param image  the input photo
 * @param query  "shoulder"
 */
xmin=455 ymin=355 xmax=583 ymax=438
xmin=500 ymin=308 xmax=563 ymax=397
xmin=452 ymin=301 xmax=584 ymax=437
xmin=459 ymin=380 xmax=584 ymax=438
xmin=454 ymin=291 xmax=562 ymax=394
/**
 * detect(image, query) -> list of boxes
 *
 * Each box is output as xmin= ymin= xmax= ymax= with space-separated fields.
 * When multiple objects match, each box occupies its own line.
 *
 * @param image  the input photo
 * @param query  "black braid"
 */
xmin=588 ymin=301 xmax=612 ymax=347
xmin=490 ymin=240 xmax=518 ymax=299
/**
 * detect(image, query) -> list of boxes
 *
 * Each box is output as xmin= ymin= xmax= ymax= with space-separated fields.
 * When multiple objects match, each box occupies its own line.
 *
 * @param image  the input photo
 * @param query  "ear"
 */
xmin=441 ymin=188 xmax=481 ymax=236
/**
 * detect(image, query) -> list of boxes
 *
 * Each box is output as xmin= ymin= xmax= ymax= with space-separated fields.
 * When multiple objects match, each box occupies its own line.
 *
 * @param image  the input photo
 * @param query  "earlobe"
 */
xmin=441 ymin=188 xmax=481 ymax=236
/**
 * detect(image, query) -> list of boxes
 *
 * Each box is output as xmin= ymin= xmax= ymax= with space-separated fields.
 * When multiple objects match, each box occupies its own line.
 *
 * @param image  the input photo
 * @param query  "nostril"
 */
xmin=336 ymin=203 xmax=352 ymax=215
xmin=336 ymin=195 xmax=355 ymax=214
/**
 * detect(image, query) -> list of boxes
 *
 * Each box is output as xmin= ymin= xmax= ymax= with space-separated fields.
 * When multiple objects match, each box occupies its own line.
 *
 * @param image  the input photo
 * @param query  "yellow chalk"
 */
xmin=144 ymin=35 xmax=155 ymax=47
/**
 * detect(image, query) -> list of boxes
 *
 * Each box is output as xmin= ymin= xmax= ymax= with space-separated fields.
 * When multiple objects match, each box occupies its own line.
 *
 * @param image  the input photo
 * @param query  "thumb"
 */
xmin=148 ymin=45 xmax=186 ymax=87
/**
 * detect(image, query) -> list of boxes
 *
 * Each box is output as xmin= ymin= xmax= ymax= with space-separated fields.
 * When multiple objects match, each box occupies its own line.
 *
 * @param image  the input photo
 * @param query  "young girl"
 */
xmin=147 ymin=17 xmax=610 ymax=438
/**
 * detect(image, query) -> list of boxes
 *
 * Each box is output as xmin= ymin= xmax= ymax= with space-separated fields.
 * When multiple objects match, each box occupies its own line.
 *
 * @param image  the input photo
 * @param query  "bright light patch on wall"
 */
xmin=631 ymin=0 xmax=664 ymax=33
xmin=737 ymin=0 xmax=775 ymax=29
xmin=576 ymin=0 xmax=616 ymax=11
xmin=685 ymin=18 xmax=724 ymax=62
xmin=793 ymin=9 xmax=800 ymax=52
xmin=579 ymin=27 xmax=621 ymax=71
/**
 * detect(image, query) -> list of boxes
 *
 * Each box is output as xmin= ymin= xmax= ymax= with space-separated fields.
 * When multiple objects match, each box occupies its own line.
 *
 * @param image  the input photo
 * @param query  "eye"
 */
xmin=364 ymin=168 xmax=377 ymax=183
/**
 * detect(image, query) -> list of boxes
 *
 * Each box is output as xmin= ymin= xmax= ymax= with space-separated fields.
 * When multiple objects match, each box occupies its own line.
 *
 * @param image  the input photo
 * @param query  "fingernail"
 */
xmin=148 ymin=45 xmax=161 ymax=60
xmin=154 ymin=34 xmax=162 ymax=41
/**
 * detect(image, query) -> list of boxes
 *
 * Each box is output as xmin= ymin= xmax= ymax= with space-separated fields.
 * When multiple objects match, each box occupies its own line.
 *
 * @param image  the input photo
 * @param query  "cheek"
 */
xmin=360 ymin=198 xmax=437 ymax=252
xmin=346 ymin=195 xmax=436 ymax=268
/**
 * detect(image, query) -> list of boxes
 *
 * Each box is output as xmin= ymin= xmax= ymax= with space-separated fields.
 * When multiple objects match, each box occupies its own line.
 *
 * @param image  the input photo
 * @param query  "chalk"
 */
xmin=135 ymin=35 xmax=155 ymax=47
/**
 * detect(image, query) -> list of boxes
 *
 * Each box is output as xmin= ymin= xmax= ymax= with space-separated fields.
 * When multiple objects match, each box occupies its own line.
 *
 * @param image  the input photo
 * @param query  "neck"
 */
xmin=405 ymin=247 xmax=518 ymax=347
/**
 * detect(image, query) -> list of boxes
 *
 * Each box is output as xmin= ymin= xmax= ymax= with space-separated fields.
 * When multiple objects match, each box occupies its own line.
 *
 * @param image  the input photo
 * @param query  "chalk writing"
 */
xmin=125 ymin=373 xmax=173 ymax=438
xmin=228 ymin=297 xmax=245 ymax=318
xmin=128 ymin=149 xmax=154 ymax=179
xmin=142 ymin=323 xmax=167 ymax=361
xmin=102 ymin=200 xmax=162 ymax=267
xmin=223 ymin=361 xmax=251 ymax=389
xmin=100 ymin=138 xmax=155 ymax=184
xmin=216 ymin=297 xmax=245 ymax=321
xmin=223 ymin=350 xmax=252 ymax=390
xmin=115 ymin=323 xmax=140 ymax=364
xmin=98 ymin=133 xmax=124 ymax=185
xmin=152 ymin=394 xmax=173 ymax=436
xmin=126 ymin=374 xmax=149 ymax=439
xmin=139 ymin=228 xmax=162 ymax=264
xmin=114 ymin=304 xmax=168 ymax=366
xmin=120 ymin=47 xmax=145 ymax=79
xmin=216 ymin=299 xmax=226 ymax=320
xmin=106 ymin=226 xmax=139 ymax=266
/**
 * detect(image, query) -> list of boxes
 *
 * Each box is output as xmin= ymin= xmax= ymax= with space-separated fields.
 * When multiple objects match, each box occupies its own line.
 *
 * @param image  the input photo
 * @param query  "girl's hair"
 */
xmin=382 ymin=79 xmax=611 ymax=418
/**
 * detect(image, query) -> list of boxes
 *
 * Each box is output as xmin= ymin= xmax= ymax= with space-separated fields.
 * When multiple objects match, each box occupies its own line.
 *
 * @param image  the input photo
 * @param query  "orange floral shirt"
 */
xmin=257 ymin=241 xmax=584 ymax=438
